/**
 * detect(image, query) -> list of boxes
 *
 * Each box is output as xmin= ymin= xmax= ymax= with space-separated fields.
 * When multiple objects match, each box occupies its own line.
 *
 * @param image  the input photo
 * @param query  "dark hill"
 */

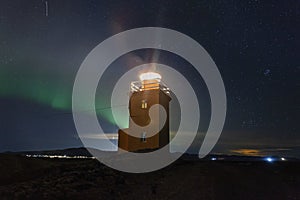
xmin=0 ymin=150 xmax=299 ymax=199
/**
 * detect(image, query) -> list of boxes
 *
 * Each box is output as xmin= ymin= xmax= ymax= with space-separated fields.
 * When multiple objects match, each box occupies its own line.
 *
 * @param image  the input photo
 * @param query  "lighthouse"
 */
xmin=118 ymin=72 xmax=171 ymax=152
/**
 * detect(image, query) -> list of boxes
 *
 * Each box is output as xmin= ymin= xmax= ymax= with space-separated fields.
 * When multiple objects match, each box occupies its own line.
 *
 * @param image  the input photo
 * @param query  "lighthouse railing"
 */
xmin=130 ymin=79 xmax=170 ymax=96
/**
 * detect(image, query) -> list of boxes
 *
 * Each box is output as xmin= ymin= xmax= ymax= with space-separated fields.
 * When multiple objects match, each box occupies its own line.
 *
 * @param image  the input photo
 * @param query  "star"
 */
xmin=263 ymin=69 xmax=271 ymax=76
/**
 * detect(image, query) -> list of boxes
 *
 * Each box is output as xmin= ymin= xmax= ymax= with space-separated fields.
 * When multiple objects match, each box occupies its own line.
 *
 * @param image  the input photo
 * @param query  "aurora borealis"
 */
xmin=0 ymin=0 xmax=299 ymax=156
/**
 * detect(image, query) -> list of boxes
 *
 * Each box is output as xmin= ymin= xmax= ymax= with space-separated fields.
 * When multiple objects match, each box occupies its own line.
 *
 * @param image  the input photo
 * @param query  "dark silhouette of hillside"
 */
xmin=0 ymin=148 xmax=299 ymax=199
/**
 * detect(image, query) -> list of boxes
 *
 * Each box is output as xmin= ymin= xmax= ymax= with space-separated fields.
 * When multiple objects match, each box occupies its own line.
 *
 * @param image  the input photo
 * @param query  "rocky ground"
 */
xmin=0 ymin=154 xmax=299 ymax=200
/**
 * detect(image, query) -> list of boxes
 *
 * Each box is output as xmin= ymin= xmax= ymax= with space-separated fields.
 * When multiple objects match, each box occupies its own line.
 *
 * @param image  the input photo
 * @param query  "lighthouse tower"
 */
xmin=118 ymin=72 xmax=171 ymax=152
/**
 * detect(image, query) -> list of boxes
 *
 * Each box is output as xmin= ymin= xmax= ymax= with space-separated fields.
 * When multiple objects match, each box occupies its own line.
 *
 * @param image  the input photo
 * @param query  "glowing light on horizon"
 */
xmin=265 ymin=157 xmax=274 ymax=162
xmin=26 ymin=154 xmax=96 ymax=159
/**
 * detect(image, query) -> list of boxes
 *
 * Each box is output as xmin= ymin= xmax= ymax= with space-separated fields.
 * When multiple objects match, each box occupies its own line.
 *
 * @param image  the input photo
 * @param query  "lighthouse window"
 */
xmin=141 ymin=100 xmax=147 ymax=109
xmin=141 ymin=132 xmax=146 ymax=142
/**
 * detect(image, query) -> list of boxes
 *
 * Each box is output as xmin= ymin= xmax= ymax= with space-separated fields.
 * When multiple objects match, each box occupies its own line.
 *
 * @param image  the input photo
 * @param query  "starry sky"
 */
xmin=0 ymin=0 xmax=299 ymax=157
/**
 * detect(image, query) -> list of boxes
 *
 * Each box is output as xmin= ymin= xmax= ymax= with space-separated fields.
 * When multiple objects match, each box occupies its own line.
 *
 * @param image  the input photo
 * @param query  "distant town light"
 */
xmin=281 ymin=157 xmax=286 ymax=161
xmin=211 ymin=157 xmax=217 ymax=161
xmin=25 ymin=154 xmax=96 ymax=159
xmin=265 ymin=157 xmax=273 ymax=162
xmin=139 ymin=72 xmax=161 ymax=81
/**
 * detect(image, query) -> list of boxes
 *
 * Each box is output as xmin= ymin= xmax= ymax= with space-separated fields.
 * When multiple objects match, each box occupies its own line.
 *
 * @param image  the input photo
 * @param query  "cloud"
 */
xmin=230 ymin=148 xmax=292 ymax=156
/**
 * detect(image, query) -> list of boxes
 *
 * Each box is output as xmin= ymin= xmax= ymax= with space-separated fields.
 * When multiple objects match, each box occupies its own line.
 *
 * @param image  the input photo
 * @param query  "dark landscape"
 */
xmin=0 ymin=149 xmax=299 ymax=200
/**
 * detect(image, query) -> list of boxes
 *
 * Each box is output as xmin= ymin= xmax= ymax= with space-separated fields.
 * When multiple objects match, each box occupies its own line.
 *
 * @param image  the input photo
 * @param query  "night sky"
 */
xmin=0 ymin=0 xmax=299 ymax=157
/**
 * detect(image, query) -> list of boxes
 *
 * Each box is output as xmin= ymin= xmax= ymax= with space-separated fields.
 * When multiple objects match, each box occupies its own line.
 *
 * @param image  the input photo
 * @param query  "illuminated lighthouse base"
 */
xmin=118 ymin=72 xmax=171 ymax=152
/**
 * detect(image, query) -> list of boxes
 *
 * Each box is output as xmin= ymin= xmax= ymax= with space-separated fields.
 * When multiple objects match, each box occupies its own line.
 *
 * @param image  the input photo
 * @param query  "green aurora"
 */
xmin=0 ymin=64 xmax=128 ymax=128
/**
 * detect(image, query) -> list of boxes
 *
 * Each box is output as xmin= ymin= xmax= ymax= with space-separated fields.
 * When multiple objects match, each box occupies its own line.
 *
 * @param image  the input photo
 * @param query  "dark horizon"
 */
xmin=2 ymin=142 xmax=300 ymax=160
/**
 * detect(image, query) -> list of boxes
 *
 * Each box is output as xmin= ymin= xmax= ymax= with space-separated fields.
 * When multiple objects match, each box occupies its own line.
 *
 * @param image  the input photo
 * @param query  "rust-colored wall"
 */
xmin=159 ymin=91 xmax=170 ymax=148
xmin=119 ymin=130 xmax=159 ymax=152
xmin=118 ymin=89 xmax=171 ymax=152
xmin=118 ymin=129 xmax=128 ymax=150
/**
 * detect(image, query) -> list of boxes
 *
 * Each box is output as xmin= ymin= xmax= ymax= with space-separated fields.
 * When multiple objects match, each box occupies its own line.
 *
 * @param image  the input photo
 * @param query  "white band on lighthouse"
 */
xmin=139 ymin=72 xmax=162 ymax=81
